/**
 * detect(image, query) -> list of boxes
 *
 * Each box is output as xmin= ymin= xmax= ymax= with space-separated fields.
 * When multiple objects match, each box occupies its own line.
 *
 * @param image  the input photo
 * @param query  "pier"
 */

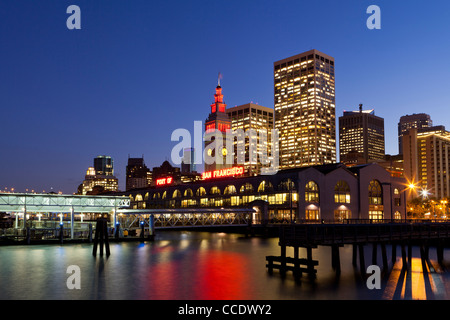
xmin=266 ymin=220 xmax=450 ymax=280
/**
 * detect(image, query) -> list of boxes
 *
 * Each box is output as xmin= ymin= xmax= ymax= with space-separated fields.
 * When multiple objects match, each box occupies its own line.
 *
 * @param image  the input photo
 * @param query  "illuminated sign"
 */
xmin=202 ymin=166 xmax=244 ymax=180
xmin=156 ymin=177 xmax=173 ymax=186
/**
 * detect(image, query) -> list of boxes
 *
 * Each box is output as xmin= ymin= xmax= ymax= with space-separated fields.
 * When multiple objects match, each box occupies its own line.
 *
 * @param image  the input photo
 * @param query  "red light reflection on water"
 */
xmin=141 ymin=247 xmax=250 ymax=300
xmin=192 ymin=251 xmax=250 ymax=300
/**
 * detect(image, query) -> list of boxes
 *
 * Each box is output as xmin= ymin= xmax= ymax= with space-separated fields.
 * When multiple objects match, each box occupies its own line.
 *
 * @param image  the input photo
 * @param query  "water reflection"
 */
xmin=0 ymin=232 xmax=448 ymax=300
xmin=382 ymin=257 xmax=449 ymax=300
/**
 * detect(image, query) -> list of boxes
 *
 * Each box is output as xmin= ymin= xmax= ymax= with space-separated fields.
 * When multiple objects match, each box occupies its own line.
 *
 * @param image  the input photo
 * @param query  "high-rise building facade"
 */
xmin=339 ymin=105 xmax=385 ymax=165
xmin=204 ymin=79 xmax=232 ymax=172
xmin=126 ymin=157 xmax=152 ymax=191
xmin=398 ymin=113 xmax=432 ymax=154
xmin=78 ymin=156 xmax=118 ymax=195
xmin=94 ymin=155 xmax=114 ymax=176
xmin=403 ymin=127 xmax=450 ymax=200
xmin=226 ymin=103 xmax=274 ymax=176
xmin=274 ymin=49 xmax=336 ymax=169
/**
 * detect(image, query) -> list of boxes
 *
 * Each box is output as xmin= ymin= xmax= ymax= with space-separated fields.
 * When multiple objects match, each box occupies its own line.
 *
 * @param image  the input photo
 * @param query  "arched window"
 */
xmin=394 ymin=211 xmax=402 ymax=220
xmin=162 ymin=191 xmax=167 ymax=199
xmin=334 ymin=181 xmax=350 ymax=204
xmin=224 ymin=185 xmax=237 ymax=195
xmin=129 ymin=194 xmax=134 ymax=202
xmin=240 ymin=183 xmax=254 ymax=194
xmin=210 ymin=186 xmax=221 ymax=195
xmin=305 ymin=181 xmax=319 ymax=203
xmin=144 ymin=192 xmax=149 ymax=200
xmin=173 ymin=190 xmax=181 ymax=198
xmin=196 ymin=187 xmax=206 ymax=196
xmin=278 ymin=179 xmax=295 ymax=191
xmin=368 ymin=180 xmax=383 ymax=205
xmin=394 ymin=188 xmax=399 ymax=195
xmin=153 ymin=192 xmax=160 ymax=199
xmin=258 ymin=181 xmax=274 ymax=193
xmin=135 ymin=194 xmax=143 ymax=202
xmin=184 ymin=188 xmax=193 ymax=197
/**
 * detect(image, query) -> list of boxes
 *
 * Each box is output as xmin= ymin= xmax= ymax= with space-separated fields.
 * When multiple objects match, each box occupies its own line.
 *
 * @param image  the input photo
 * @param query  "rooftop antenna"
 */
xmin=218 ymin=72 xmax=222 ymax=87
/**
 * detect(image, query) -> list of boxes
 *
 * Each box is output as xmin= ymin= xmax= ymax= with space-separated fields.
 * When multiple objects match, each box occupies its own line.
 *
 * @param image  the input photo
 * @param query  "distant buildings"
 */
xmin=181 ymin=148 xmax=196 ymax=173
xmin=403 ymin=127 xmax=450 ymax=200
xmin=78 ymin=156 xmax=118 ymax=195
xmin=398 ymin=113 xmax=433 ymax=155
xmin=126 ymin=157 xmax=152 ymax=191
xmin=274 ymin=49 xmax=336 ymax=169
xmin=339 ymin=104 xmax=385 ymax=165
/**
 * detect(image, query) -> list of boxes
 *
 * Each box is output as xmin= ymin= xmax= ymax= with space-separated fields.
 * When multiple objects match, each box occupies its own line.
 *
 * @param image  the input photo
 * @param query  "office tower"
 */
xmin=79 ymin=156 xmax=118 ymax=195
xmin=398 ymin=113 xmax=432 ymax=154
xmin=204 ymin=77 xmax=232 ymax=172
xmin=126 ymin=157 xmax=152 ymax=191
xmin=403 ymin=128 xmax=450 ymax=200
xmin=94 ymin=155 xmax=114 ymax=176
xmin=226 ymin=103 xmax=274 ymax=176
xmin=274 ymin=49 xmax=336 ymax=169
xmin=181 ymin=148 xmax=196 ymax=173
xmin=339 ymin=105 xmax=385 ymax=165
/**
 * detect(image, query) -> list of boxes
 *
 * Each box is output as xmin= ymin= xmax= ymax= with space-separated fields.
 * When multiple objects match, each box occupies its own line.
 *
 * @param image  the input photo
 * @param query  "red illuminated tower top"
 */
xmin=205 ymin=74 xmax=231 ymax=133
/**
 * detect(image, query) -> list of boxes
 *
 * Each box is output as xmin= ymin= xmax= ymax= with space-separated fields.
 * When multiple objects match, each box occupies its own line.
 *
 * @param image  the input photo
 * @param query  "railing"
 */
xmin=279 ymin=222 xmax=450 ymax=246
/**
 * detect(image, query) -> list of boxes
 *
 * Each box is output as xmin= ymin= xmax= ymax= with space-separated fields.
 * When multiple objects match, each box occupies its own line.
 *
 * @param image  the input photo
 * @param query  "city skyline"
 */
xmin=1 ymin=0 xmax=450 ymax=194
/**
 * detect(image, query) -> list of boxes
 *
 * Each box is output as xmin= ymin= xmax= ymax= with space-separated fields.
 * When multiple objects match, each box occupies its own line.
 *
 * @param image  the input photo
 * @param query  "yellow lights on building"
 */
xmin=274 ymin=49 xmax=336 ymax=169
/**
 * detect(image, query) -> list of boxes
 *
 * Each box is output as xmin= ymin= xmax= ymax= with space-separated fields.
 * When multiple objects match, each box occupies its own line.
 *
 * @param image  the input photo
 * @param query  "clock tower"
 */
xmin=204 ymin=74 xmax=232 ymax=172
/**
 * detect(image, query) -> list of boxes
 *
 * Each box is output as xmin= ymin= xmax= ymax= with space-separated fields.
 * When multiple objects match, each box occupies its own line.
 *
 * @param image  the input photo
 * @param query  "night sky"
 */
xmin=1 ymin=0 xmax=449 ymax=194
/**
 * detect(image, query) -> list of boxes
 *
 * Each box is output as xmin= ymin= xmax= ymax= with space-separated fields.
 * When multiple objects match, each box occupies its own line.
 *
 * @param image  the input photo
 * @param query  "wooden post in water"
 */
xmin=306 ymin=246 xmax=315 ymax=278
xmin=391 ymin=242 xmax=397 ymax=264
xmin=280 ymin=244 xmax=287 ymax=278
xmin=352 ymin=244 xmax=357 ymax=266
xmin=93 ymin=217 xmax=110 ymax=257
xmin=372 ymin=242 xmax=378 ymax=265
xmin=381 ymin=243 xmax=388 ymax=270
xmin=293 ymin=246 xmax=300 ymax=281
xmin=331 ymin=245 xmax=341 ymax=275
xmin=437 ymin=240 xmax=444 ymax=264
xmin=358 ymin=244 xmax=365 ymax=275
xmin=401 ymin=243 xmax=407 ymax=270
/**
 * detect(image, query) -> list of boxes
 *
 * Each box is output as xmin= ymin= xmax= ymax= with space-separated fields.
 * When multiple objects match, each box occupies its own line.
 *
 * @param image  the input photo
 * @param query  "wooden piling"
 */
xmin=401 ymin=243 xmax=407 ymax=269
xmin=331 ymin=245 xmax=341 ymax=275
xmin=280 ymin=244 xmax=287 ymax=278
xmin=381 ymin=243 xmax=388 ymax=270
xmin=358 ymin=244 xmax=365 ymax=275
xmin=391 ymin=243 xmax=397 ymax=264
xmin=352 ymin=244 xmax=357 ymax=266
xmin=437 ymin=241 xmax=444 ymax=264
xmin=372 ymin=242 xmax=378 ymax=265
xmin=93 ymin=218 xmax=110 ymax=257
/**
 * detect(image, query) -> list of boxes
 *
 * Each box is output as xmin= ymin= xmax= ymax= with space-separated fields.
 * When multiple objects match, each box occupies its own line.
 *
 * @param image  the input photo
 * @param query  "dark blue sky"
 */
xmin=1 ymin=0 xmax=449 ymax=193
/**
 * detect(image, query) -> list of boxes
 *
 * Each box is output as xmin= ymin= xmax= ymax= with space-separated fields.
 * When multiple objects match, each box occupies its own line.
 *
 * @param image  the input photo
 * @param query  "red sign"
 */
xmin=156 ymin=177 xmax=173 ymax=186
xmin=202 ymin=166 xmax=244 ymax=180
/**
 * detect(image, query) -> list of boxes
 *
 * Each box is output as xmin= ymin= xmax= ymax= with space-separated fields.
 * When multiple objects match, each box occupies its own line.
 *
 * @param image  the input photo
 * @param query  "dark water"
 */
xmin=0 ymin=231 xmax=449 ymax=300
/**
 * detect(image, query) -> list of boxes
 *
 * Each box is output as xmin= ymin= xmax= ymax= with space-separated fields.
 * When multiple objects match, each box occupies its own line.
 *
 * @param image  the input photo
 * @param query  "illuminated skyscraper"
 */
xmin=79 ymin=156 xmax=118 ymax=194
xmin=274 ymin=49 xmax=336 ymax=169
xmin=226 ymin=103 xmax=274 ymax=176
xmin=204 ymin=76 xmax=232 ymax=172
xmin=398 ymin=113 xmax=433 ymax=154
xmin=126 ymin=156 xmax=152 ymax=191
xmin=339 ymin=105 xmax=385 ymax=165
